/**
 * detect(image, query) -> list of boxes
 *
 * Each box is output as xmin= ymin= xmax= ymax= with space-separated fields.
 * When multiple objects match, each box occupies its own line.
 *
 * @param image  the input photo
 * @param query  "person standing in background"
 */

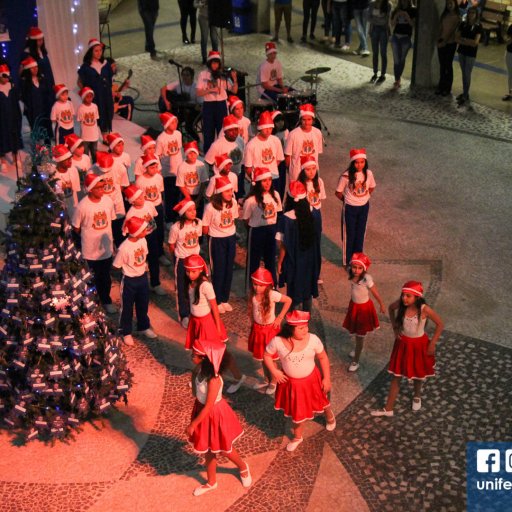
xmin=272 ymin=0 xmax=294 ymax=43
xmin=196 ymin=0 xmax=219 ymax=65
xmin=138 ymin=0 xmax=160 ymax=60
xmin=178 ymin=0 xmax=197 ymax=44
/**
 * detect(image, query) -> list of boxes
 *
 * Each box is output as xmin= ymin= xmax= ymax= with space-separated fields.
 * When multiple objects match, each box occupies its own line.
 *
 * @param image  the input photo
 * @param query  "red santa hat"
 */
xmin=214 ymin=175 xmax=233 ymax=194
xmin=401 ymin=281 xmax=424 ymax=298
xmin=53 ymin=84 xmax=68 ymax=99
xmin=79 ymin=87 xmax=95 ymax=99
xmin=257 ymin=111 xmax=274 ymax=130
xmin=95 ymin=151 xmax=114 ymax=171
xmin=88 ymin=38 xmax=104 ymax=49
xmin=214 ymin=153 xmax=233 ymax=172
xmin=227 ymin=95 xmax=244 ymax=112
xmin=84 ymin=173 xmax=104 ymax=192
xmin=123 ymin=185 xmax=143 ymax=204
xmin=265 ymin=42 xmax=277 ymax=55
xmin=251 ymin=268 xmax=273 ymax=286
xmin=64 ymin=133 xmax=83 ymax=153
xmin=159 ymin=112 xmax=178 ymax=130
xmin=252 ymin=167 xmax=272 ymax=184
xmin=123 ymin=216 xmax=148 ymax=237
xmin=27 ymin=27 xmax=44 ymax=40
xmin=184 ymin=254 xmax=208 ymax=274
xmin=350 ymin=252 xmax=371 ymax=271
xmin=286 ymin=310 xmax=310 ymax=325
xmin=299 ymin=103 xmax=315 ymax=118
xmin=21 ymin=57 xmax=38 ymax=70
xmin=142 ymin=154 xmax=159 ymax=168
xmin=184 ymin=140 xmax=199 ymax=155
xmin=300 ymin=155 xmax=317 ymax=170
xmin=192 ymin=338 xmax=226 ymax=376
xmin=173 ymin=198 xmax=196 ymax=216
xmin=0 ymin=64 xmax=10 ymax=77
xmin=222 ymin=114 xmax=239 ymax=132
xmin=52 ymin=144 xmax=72 ymax=163
xmin=349 ymin=148 xmax=367 ymax=162
xmin=140 ymin=134 xmax=156 ymax=151
xmin=105 ymin=132 xmax=124 ymax=150
xmin=207 ymin=50 xmax=221 ymax=62
xmin=288 ymin=180 xmax=307 ymax=201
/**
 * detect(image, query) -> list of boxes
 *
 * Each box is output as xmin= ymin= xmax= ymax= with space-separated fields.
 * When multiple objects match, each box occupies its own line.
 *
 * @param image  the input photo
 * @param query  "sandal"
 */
xmin=240 ymin=463 xmax=252 ymax=487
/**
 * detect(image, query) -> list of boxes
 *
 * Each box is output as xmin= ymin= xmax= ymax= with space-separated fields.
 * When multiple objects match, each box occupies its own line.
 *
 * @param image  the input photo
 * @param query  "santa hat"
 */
xmin=288 ymin=180 xmax=307 ymax=201
xmin=159 ymin=112 xmax=177 ymax=130
xmin=184 ymin=140 xmax=199 ymax=155
xmin=299 ymin=103 xmax=315 ymax=118
xmin=123 ymin=185 xmax=143 ymax=204
xmin=214 ymin=153 xmax=232 ymax=172
xmin=79 ymin=87 xmax=94 ymax=99
xmin=53 ymin=84 xmax=68 ymax=99
xmin=265 ymin=42 xmax=277 ymax=55
xmin=184 ymin=254 xmax=208 ymax=274
xmin=286 ymin=310 xmax=310 ymax=325
xmin=271 ymin=110 xmax=283 ymax=121
xmin=222 ymin=114 xmax=239 ymax=132
xmin=27 ymin=27 xmax=44 ymax=40
xmin=257 ymin=111 xmax=274 ymax=130
xmin=105 ymin=132 xmax=124 ymax=150
xmin=350 ymin=252 xmax=371 ymax=271
xmin=140 ymin=134 xmax=156 ymax=152
xmin=64 ymin=134 xmax=83 ymax=153
xmin=349 ymin=148 xmax=367 ymax=162
xmin=123 ymin=216 xmax=148 ymax=237
xmin=173 ymin=198 xmax=196 ymax=216
xmin=252 ymin=167 xmax=272 ymax=184
xmin=192 ymin=338 xmax=226 ymax=376
xmin=228 ymin=95 xmax=244 ymax=112
xmin=84 ymin=173 xmax=104 ymax=192
xmin=214 ymin=175 xmax=233 ymax=194
xmin=95 ymin=151 xmax=114 ymax=171
xmin=251 ymin=268 xmax=273 ymax=286
xmin=0 ymin=64 xmax=10 ymax=77
xmin=207 ymin=50 xmax=221 ymax=62
xmin=142 ymin=154 xmax=159 ymax=168
xmin=401 ymin=281 xmax=424 ymax=298
xmin=88 ymin=38 xmax=104 ymax=49
xmin=300 ymin=155 xmax=317 ymax=170
xmin=52 ymin=144 xmax=72 ymax=163
xmin=21 ymin=57 xmax=38 ymax=70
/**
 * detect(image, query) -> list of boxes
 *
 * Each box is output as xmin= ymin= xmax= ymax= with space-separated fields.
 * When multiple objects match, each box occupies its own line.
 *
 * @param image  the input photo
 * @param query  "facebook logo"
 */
xmin=477 ymin=449 xmax=501 ymax=473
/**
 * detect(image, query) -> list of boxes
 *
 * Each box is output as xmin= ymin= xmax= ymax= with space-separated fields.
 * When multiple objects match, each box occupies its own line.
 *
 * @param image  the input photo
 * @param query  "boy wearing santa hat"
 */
xmin=50 ymin=84 xmax=75 ymax=144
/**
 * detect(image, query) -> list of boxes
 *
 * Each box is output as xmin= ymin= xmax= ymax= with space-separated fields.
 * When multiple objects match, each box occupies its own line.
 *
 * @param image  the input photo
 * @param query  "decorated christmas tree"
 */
xmin=0 ymin=143 xmax=132 ymax=442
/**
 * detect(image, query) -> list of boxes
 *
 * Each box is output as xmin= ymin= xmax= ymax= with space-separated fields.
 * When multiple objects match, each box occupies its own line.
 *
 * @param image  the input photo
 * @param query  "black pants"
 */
xmin=303 ymin=0 xmax=321 ymax=37
xmin=178 ymin=0 xmax=197 ymax=40
xmin=86 ymin=257 xmax=113 ymax=305
xmin=437 ymin=43 xmax=457 ymax=94
xmin=138 ymin=6 xmax=159 ymax=53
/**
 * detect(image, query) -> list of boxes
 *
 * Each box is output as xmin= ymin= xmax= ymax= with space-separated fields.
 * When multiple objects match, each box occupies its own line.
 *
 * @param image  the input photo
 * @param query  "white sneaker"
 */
xmin=412 ymin=398 xmax=422 ymax=411
xmin=158 ymin=255 xmax=172 ymax=266
xmin=222 ymin=302 xmax=233 ymax=312
xmin=348 ymin=361 xmax=360 ymax=372
xmin=361 ymin=49 xmax=370 ymax=56
xmin=142 ymin=328 xmax=158 ymax=339
xmin=226 ymin=374 xmax=246 ymax=393
xmin=370 ymin=408 xmax=394 ymax=417
xmin=217 ymin=303 xmax=226 ymax=314
xmin=104 ymin=303 xmax=118 ymax=314
xmin=181 ymin=317 xmax=190 ymax=329
xmin=150 ymin=285 xmax=166 ymax=296
xmin=341 ymin=44 xmax=350 ymax=52
xmin=123 ymin=335 xmax=134 ymax=346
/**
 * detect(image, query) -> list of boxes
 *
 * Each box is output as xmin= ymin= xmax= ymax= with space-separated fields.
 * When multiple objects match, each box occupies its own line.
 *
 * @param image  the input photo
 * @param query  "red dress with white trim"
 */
xmin=342 ymin=274 xmax=380 ymax=336
xmin=388 ymin=305 xmax=435 ymax=380
xmin=189 ymin=375 xmax=244 ymax=453
xmin=266 ymin=334 xmax=330 ymax=423
xmin=248 ymin=290 xmax=282 ymax=360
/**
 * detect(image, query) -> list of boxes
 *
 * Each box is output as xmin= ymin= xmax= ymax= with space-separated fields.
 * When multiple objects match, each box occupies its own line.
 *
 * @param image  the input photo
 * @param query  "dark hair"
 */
xmin=106 ymin=57 xmax=115 ymax=66
xmin=207 ymin=58 xmax=221 ymax=71
xmin=346 ymin=159 xmax=368 ymax=190
xmin=182 ymin=66 xmax=195 ymax=78
xmin=197 ymin=351 xmax=230 ymax=381
xmin=26 ymin=38 xmax=48 ymax=58
xmin=249 ymin=283 xmax=272 ymax=323
xmin=392 ymin=0 xmax=413 ymax=16
xmin=210 ymin=191 xmax=233 ymax=211
xmin=247 ymin=180 xmax=280 ymax=211
xmin=283 ymin=197 xmax=315 ymax=250
xmin=395 ymin=295 xmax=427 ymax=330
xmin=82 ymin=46 xmax=105 ymax=66
xmin=466 ymin=6 xmax=481 ymax=24
xmin=348 ymin=267 xmax=366 ymax=283
xmin=20 ymin=67 xmax=41 ymax=83
xmin=298 ymin=168 xmax=320 ymax=194
xmin=379 ymin=0 xmax=390 ymax=15
xmin=441 ymin=0 xmax=459 ymax=17
xmin=178 ymin=215 xmax=199 ymax=229
xmin=185 ymin=270 xmax=208 ymax=305
xmin=271 ymin=113 xmax=287 ymax=133
xmin=277 ymin=322 xmax=294 ymax=339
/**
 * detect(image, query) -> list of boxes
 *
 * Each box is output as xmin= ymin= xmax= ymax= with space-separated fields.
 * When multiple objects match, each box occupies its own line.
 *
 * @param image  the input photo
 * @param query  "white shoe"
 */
xmin=193 ymin=482 xmax=218 ymax=496
xmin=325 ymin=415 xmax=336 ymax=431
xmin=265 ymin=383 xmax=277 ymax=395
xmin=371 ymin=408 xmax=394 ymax=417
xmin=361 ymin=49 xmax=370 ymax=56
xmin=150 ymin=285 xmax=166 ymax=296
xmin=341 ymin=44 xmax=350 ymax=52
xmin=123 ymin=335 xmax=134 ymax=346
xmin=104 ymin=303 xmax=118 ymax=314
xmin=240 ymin=463 xmax=252 ymax=487
xmin=226 ymin=374 xmax=246 ymax=394
xmin=158 ymin=255 xmax=172 ymax=266
xmin=348 ymin=361 xmax=360 ymax=372
xmin=286 ymin=437 xmax=304 ymax=452
xmin=217 ymin=303 xmax=226 ymax=314
xmin=222 ymin=302 xmax=233 ymax=312
xmin=181 ymin=317 xmax=190 ymax=329
xmin=412 ymin=398 xmax=422 ymax=411
xmin=141 ymin=328 xmax=158 ymax=339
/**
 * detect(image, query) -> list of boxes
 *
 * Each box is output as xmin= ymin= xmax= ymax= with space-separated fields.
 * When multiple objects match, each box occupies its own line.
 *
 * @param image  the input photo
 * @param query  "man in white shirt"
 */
xmin=256 ymin=42 xmax=288 ymax=102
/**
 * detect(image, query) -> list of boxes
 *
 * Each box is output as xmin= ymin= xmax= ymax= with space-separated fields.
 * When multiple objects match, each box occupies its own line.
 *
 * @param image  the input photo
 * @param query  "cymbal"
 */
xmin=300 ymin=75 xmax=322 ymax=84
xmin=305 ymin=66 xmax=331 ymax=75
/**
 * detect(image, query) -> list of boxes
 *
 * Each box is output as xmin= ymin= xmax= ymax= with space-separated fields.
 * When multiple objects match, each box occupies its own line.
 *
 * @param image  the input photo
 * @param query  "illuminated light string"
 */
xmin=70 ymin=0 xmax=83 ymax=59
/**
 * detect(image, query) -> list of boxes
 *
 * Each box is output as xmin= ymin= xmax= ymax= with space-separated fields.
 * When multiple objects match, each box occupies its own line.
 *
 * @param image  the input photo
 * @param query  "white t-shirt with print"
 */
xmin=202 ymin=201 xmax=238 ymax=237
xmin=244 ymin=135 xmax=284 ymax=179
xmin=77 ymin=103 xmax=99 ymax=142
xmin=156 ymin=130 xmax=183 ymax=177
xmin=168 ymin=219 xmax=203 ymax=259
xmin=113 ymin=237 xmax=148 ymax=278
xmin=51 ymin=100 xmax=75 ymax=130
xmin=306 ymin=178 xmax=326 ymax=210
xmin=135 ymin=173 xmax=164 ymax=206
xmin=176 ymin=160 xmax=209 ymax=196
xmin=242 ymin=192 xmax=282 ymax=227
xmin=285 ymin=126 xmax=324 ymax=182
xmin=71 ymin=153 xmax=92 ymax=175
xmin=125 ymin=201 xmax=158 ymax=233
xmin=204 ymin=135 xmax=245 ymax=175
xmin=54 ymin=167 xmax=81 ymax=211
xmin=98 ymin=161 xmax=129 ymax=216
xmin=256 ymin=59 xmax=283 ymax=96
xmin=205 ymin=171 xmax=238 ymax=198
xmin=335 ymin=169 xmax=376 ymax=206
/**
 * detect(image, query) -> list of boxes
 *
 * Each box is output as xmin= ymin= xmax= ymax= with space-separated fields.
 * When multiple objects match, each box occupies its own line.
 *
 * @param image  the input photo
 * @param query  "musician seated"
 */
xmin=256 ymin=42 xmax=288 ymax=102
xmin=108 ymin=58 xmax=134 ymax=121
xmin=159 ymin=66 xmax=200 ymax=113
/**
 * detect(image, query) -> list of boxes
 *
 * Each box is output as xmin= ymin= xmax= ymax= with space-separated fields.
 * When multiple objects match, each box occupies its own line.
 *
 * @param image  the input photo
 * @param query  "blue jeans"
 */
xmin=391 ymin=34 xmax=412 ymax=82
xmin=332 ymin=2 xmax=352 ymax=45
xmin=342 ymin=202 xmax=370 ymax=266
xmin=353 ymin=8 xmax=369 ymax=52
xmin=370 ymin=25 xmax=388 ymax=74
xmin=458 ymin=53 xmax=476 ymax=99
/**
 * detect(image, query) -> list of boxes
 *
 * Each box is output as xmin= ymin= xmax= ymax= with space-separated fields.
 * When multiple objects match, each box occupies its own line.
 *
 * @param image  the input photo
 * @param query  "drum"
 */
xmin=291 ymin=89 xmax=317 ymax=107
xmin=277 ymin=93 xmax=299 ymax=112
xmin=249 ymin=98 xmax=274 ymax=122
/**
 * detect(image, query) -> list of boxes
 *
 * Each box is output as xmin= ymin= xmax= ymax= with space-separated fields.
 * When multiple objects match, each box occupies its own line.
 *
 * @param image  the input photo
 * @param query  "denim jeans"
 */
xmin=198 ymin=14 xmax=219 ymax=62
xmin=458 ymin=53 xmax=476 ymax=98
xmin=370 ymin=25 xmax=388 ymax=74
xmin=353 ymin=8 xmax=369 ymax=51
xmin=332 ymin=2 xmax=352 ymax=45
xmin=391 ymin=34 xmax=412 ymax=81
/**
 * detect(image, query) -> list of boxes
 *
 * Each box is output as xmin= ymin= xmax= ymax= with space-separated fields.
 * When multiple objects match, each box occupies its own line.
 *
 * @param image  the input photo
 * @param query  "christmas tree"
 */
xmin=0 ymin=142 xmax=132 ymax=442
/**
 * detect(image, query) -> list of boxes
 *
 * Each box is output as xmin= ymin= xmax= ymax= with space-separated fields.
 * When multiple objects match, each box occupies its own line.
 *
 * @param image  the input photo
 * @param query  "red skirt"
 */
xmin=185 ymin=312 xmax=228 ymax=349
xmin=342 ymin=299 xmax=380 ymax=336
xmin=248 ymin=322 xmax=280 ymax=361
xmin=388 ymin=333 xmax=436 ymax=380
xmin=274 ymin=366 xmax=330 ymax=423
xmin=189 ymin=399 xmax=244 ymax=454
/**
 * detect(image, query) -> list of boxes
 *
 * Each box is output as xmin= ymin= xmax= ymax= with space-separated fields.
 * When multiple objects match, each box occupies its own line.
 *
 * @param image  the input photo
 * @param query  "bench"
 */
xmin=480 ymin=1 xmax=510 ymax=45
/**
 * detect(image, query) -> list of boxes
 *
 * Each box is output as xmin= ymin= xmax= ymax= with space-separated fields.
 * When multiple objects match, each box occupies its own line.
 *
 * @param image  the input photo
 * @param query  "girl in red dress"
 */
xmin=187 ymin=338 xmax=252 ymax=496
xmin=342 ymin=252 xmax=385 ymax=372
xmin=371 ymin=281 xmax=444 ymax=416
xmin=263 ymin=310 xmax=336 ymax=452
xmin=248 ymin=268 xmax=291 ymax=394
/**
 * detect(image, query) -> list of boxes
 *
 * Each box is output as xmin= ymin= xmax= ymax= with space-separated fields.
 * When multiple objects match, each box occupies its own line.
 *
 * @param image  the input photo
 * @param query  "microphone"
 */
xmin=168 ymin=59 xmax=183 ymax=67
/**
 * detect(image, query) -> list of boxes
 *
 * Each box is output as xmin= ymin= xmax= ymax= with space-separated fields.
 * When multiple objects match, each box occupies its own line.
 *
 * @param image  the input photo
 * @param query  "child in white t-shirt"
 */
xmin=52 ymin=144 xmax=80 ymax=215
xmin=51 ymin=84 xmax=75 ymax=144
xmin=134 ymin=134 xmax=162 ymax=177
xmin=65 ymin=133 xmax=91 ymax=189
xmin=205 ymin=153 xmax=238 ymax=199
xmin=76 ymin=87 xmax=99 ymax=161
